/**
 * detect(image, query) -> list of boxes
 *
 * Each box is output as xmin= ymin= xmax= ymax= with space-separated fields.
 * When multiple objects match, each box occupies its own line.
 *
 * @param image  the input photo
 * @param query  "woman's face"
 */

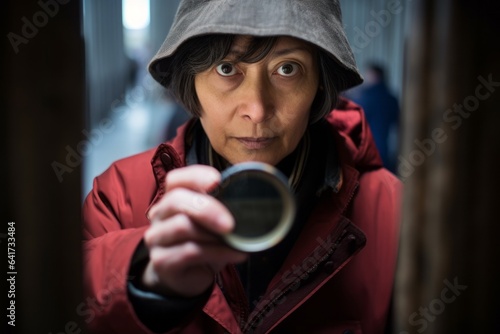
xmin=195 ymin=36 xmax=319 ymax=165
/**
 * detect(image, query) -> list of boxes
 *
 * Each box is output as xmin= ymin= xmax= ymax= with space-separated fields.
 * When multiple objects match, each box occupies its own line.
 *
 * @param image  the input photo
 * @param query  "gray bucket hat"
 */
xmin=148 ymin=0 xmax=363 ymax=91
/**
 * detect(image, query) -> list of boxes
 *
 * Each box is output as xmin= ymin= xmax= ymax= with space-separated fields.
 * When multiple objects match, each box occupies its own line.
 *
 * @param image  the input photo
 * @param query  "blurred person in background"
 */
xmin=350 ymin=63 xmax=400 ymax=173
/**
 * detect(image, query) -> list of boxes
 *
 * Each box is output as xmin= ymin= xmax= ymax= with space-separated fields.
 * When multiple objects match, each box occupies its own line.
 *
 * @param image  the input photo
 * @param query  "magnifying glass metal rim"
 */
xmin=217 ymin=162 xmax=296 ymax=253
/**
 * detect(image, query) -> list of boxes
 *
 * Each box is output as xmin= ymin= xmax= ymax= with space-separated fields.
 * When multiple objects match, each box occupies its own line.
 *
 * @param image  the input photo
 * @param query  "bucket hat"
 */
xmin=148 ymin=0 xmax=362 ymax=91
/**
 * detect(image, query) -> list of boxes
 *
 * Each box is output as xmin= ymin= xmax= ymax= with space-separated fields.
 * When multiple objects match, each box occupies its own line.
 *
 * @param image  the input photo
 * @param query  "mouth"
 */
xmin=236 ymin=137 xmax=276 ymax=150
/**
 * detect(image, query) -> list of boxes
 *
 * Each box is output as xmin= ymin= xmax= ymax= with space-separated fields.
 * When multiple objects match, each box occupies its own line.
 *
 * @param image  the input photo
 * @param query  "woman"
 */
xmin=83 ymin=1 xmax=402 ymax=333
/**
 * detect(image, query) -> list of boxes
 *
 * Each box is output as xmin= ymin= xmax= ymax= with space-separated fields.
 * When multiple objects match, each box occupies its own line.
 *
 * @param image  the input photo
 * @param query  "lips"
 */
xmin=236 ymin=137 xmax=275 ymax=150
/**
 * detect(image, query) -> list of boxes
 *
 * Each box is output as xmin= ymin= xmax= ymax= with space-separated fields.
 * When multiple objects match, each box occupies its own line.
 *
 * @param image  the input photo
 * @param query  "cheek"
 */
xmin=288 ymin=115 xmax=309 ymax=144
xmin=280 ymin=91 xmax=315 ymax=145
xmin=199 ymin=109 xmax=232 ymax=156
xmin=285 ymin=93 xmax=314 ymax=126
xmin=199 ymin=115 xmax=223 ymax=141
xmin=195 ymin=74 xmax=220 ymax=116
xmin=278 ymin=108 xmax=309 ymax=150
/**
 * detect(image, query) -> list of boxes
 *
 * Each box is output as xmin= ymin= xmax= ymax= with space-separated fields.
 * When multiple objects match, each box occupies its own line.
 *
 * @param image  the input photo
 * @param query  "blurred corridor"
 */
xmin=81 ymin=94 xmax=184 ymax=196
xmin=82 ymin=0 xmax=187 ymax=196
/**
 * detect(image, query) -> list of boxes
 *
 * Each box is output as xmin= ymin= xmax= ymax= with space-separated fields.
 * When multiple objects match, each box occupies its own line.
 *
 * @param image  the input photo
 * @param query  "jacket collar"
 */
xmin=145 ymin=122 xmax=192 ymax=218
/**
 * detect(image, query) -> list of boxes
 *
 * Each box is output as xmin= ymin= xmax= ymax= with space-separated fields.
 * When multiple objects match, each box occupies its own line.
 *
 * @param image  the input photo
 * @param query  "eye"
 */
xmin=276 ymin=63 xmax=299 ymax=77
xmin=215 ymin=63 xmax=238 ymax=76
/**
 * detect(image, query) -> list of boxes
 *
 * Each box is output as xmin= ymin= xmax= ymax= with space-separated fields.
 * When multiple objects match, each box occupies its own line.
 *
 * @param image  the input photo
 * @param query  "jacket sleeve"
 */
xmin=126 ymin=240 xmax=212 ymax=333
xmin=81 ymin=163 xmax=157 ymax=333
xmin=348 ymin=167 xmax=402 ymax=333
xmin=82 ymin=157 xmax=216 ymax=334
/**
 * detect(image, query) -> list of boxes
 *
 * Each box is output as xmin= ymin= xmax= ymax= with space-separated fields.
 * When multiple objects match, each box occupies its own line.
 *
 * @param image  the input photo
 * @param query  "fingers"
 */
xmin=144 ymin=213 xmax=220 ymax=247
xmin=148 ymin=165 xmax=232 ymax=235
xmin=165 ymin=165 xmax=221 ymax=193
xmin=141 ymin=164 xmax=246 ymax=297
xmin=149 ymin=242 xmax=248 ymax=275
xmin=149 ymin=187 xmax=234 ymax=235
xmin=144 ymin=240 xmax=247 ymax=297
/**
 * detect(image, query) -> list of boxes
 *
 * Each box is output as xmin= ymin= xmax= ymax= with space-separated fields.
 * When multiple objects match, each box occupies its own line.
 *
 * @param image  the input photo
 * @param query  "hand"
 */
xmin=141 ymin=165 xmax=247 ymax=298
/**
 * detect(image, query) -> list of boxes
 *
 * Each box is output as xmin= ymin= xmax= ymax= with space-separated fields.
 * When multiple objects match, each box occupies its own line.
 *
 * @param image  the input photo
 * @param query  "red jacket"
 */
xmin=82 ymin=98 xmax=402 ymax=334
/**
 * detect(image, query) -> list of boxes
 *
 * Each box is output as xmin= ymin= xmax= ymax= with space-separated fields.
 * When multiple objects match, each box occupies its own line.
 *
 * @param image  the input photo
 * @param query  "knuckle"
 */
xmin=181 ymin=242 xmax=202 ymax=260
xmin=166 ymin=187 xmax=189 ymax=199
xmin=143 ymin=227 xmax=158 ymax=247
xmin=149 ymin=249 xmax=164 ymax=269
xmin=191 ymin=193 xmax=210 ymax=211
xmin=165 ymin=167 xmax=183 ymax=183
xmin=170 ymin=215 xmax=192 ymax=236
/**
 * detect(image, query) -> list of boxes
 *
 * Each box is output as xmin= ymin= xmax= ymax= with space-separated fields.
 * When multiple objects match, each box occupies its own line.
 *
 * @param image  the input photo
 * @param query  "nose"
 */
xmin=237 ymin=73 xmax=274 ymax=123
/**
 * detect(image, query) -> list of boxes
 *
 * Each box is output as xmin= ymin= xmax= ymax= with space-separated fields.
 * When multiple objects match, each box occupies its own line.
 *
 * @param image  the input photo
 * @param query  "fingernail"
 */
xmin=147 ymin=208 xmax=156 ymax=220
xmin=217 ymin=215 xmax=234 ymax=234
xmin=209 ymin=171 xmax=221 ymax=184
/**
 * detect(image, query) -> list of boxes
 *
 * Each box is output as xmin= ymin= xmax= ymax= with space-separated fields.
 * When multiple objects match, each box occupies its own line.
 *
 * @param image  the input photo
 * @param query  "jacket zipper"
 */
xmin=244 ymin=228 xmax=350 ymax=333
xmin=227 ymin=264 xmax=250 ymax=330
xmin=341 ymin=181 xmax=359 ymax=214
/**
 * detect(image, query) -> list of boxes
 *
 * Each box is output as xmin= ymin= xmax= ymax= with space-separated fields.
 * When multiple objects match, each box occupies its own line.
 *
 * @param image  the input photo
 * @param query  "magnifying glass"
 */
xmin=212 ymin=162 xmax=296 ymax=252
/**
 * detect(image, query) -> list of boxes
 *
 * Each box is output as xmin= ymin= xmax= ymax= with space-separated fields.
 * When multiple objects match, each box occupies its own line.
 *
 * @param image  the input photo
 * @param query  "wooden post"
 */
xmin=395 ymin=0 xmax=500 ymax=333
xmin=2 ymin=0 xmax=85 ymax=332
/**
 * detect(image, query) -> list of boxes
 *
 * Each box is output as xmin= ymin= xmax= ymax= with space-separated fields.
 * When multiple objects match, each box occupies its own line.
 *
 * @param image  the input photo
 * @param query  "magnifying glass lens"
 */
xmin=219 ymin=174 xmax=284 ymax=238
xmin=214 ymin=162 xmax=296 ymax=252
